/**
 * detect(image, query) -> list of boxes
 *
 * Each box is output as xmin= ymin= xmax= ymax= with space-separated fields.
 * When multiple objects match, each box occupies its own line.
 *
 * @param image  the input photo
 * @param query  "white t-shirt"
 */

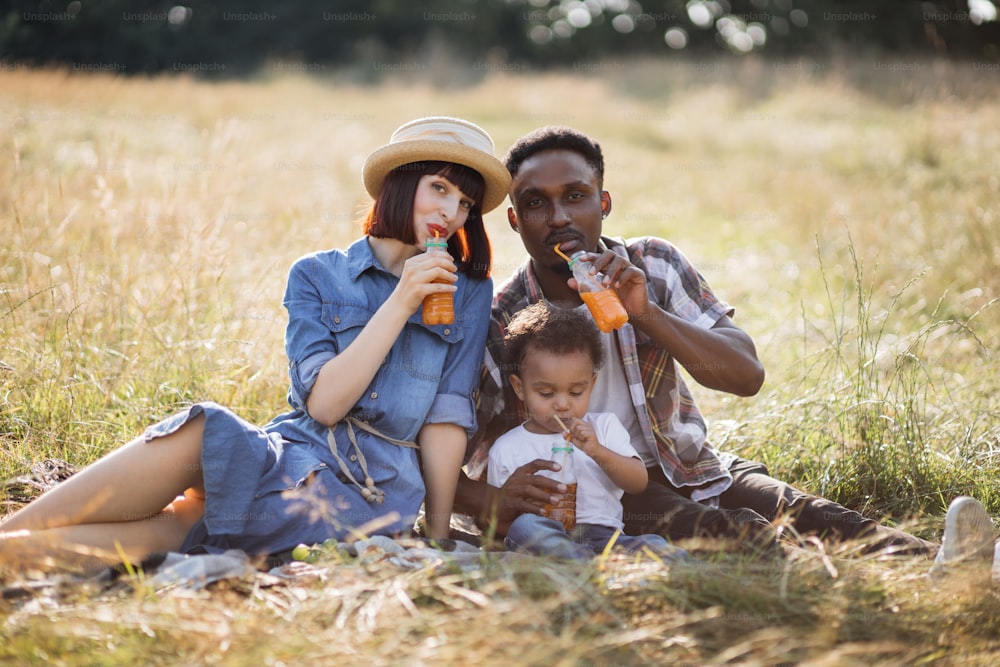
xmin=586 ymin=324 xmax=656 ymax=466
xmin=487 ymin=412 xmax=641 ymax=530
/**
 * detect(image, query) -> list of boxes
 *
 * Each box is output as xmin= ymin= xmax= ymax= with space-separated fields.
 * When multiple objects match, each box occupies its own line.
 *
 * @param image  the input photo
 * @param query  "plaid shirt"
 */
xmin=468 ymin=235 xmax=736 ymax=502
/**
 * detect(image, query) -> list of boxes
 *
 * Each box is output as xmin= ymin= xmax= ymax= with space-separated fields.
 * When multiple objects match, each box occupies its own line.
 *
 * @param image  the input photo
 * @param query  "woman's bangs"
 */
xmin=431 ymin=162 xmax=486 ymax=210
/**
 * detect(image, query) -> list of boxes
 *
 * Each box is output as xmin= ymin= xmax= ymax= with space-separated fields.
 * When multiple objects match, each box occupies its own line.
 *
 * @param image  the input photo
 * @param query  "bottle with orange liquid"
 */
xmin=422 ymin=237 xmax=454 ymax=325
xmin=566 ymin=250 xmax=628 ymax=333
xmin=541 ymin=441 xmax=578 ymax=531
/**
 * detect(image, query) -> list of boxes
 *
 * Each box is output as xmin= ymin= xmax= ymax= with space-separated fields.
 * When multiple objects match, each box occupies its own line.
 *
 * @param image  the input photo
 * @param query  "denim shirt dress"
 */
xmin=144 ymin=238 xmax=492 ymax=556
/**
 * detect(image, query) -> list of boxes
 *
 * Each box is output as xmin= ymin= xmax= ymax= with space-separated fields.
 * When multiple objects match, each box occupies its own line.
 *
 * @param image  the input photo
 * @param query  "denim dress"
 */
xmin=143 ymin=238 xmax=491 ymax=556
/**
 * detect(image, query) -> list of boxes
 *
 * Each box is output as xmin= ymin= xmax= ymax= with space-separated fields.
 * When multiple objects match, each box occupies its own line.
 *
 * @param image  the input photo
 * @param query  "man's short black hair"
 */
xmin=503 ymin=126 xmax=605 ymax=188
xmin=504 ymin=302 xmax=604 ymax=376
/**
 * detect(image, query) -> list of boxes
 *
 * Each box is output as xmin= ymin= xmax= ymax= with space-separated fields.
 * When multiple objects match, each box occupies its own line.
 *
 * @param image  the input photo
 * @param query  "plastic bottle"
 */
xmin=542 ymin=441 xmax=578 ymax=531
xmin=422 ymin=238 xmax=454 ymax=325
xmin=568 ymin=251 xmax=628 ymax=333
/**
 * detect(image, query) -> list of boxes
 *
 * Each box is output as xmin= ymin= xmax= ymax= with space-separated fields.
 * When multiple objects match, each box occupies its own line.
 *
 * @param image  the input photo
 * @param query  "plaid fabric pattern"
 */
xmin=468 ymin=236 xmax=736 ymax=501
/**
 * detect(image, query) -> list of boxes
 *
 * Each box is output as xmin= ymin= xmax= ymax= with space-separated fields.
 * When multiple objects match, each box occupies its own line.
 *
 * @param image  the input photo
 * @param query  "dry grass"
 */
xmin=1 ymin=58 xmax=1000 ymax=664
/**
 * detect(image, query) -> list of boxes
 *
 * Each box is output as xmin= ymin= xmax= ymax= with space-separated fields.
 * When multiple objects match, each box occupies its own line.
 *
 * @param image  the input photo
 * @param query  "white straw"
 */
xmin=552 ymin=414 xmax=570 ymax=434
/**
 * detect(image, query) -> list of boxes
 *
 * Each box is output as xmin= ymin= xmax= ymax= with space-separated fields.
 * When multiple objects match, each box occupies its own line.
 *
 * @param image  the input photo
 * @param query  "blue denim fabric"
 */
xmin=504 ymin=514 xmax=691 ymax=563
xmin=276 ymin=238 xmax=491 ymax=441
xmin=146 ymin=238 xmax=491 ymax=556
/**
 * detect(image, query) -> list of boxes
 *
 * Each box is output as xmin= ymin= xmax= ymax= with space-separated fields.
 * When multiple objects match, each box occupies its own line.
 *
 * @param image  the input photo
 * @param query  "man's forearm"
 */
xmin=454 ymin=470 xmax=498 ymax=527
xmin=632 ymin=305 xmax=764 ymax=396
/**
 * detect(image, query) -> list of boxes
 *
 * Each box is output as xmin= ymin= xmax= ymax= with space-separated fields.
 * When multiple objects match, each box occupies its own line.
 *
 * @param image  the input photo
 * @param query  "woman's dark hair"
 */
xmin=363 ymin=161 xmax=491 ymax=279
xmin=504 ymin=302 xmax=604 ymax=376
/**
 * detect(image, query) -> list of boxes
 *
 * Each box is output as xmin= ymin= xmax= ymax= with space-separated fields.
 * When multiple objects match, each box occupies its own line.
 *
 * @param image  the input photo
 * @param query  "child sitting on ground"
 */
xmin=487 ymin=302 xmax=689 ymax=562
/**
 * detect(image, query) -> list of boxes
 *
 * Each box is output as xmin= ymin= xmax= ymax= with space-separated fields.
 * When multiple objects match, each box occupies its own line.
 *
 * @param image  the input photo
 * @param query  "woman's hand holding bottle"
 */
xmin=390 ymin=248 xmax=457 ymax=316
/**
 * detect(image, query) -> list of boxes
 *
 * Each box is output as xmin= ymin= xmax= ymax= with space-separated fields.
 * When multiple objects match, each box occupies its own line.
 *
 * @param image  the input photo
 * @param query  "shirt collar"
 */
xmin=518 ymin=257 xmax=545 ymax=304
xmin=346 ymin=237 xmax=380 ymax=280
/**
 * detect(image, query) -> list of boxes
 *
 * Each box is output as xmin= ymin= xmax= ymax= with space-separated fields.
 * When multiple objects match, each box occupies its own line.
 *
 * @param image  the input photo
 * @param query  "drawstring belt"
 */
xmin=326 ymin=417 xmax=418 ymax=504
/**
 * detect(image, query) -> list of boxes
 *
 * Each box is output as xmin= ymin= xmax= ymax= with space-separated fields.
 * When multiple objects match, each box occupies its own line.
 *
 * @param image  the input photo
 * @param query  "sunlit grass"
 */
xmin=1 ymin=59 xmax=999 ymax=664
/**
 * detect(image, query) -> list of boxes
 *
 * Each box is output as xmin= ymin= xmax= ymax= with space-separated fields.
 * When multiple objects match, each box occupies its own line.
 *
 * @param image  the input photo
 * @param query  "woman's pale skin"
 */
xmin=0 ymin=173 xmax=476 ymax=568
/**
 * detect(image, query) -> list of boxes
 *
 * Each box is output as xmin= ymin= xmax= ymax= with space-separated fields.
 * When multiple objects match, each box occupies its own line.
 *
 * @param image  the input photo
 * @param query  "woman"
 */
xmin=0 ymin=116 xmax=510 ymax=567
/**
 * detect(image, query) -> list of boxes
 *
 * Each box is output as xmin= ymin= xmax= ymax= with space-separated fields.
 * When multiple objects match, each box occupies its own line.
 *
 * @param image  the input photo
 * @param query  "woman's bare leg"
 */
xmin=0 ymin=494 xmax=205 ymax=571
xmin=0 ymin=415 xmax=207 ymax=567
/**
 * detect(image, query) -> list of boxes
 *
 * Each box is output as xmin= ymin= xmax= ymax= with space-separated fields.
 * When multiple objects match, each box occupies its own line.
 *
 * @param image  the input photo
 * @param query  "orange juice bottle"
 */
xmin=422 ymin=238 xmax=454 ymax=325
xmin=568 ymin=251 xmax=628 ymax=332
xmin=541 ymin=443 xmax=577 ymax=531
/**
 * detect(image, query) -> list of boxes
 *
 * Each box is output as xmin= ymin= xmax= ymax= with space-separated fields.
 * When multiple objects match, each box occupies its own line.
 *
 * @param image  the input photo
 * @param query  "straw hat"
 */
xmin=362 ymin=116 xmax=511 ymax=213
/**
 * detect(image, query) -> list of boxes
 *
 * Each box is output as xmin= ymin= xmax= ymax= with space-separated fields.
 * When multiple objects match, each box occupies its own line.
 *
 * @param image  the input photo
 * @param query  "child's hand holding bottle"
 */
xmin=559 ymin=415 xmax=601 ymax=459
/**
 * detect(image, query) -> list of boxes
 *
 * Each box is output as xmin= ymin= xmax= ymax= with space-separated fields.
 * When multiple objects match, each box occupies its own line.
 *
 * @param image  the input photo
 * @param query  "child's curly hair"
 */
xmin=504 ymin=302 xmax=604 ymax=375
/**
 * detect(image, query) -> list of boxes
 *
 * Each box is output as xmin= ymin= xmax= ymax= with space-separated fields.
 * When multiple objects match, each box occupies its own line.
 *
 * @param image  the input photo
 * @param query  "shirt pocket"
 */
xmin=321 ymin=302 xmax=374 ymax=342
xmin=401 ymin=320 xmax=465 ymax=383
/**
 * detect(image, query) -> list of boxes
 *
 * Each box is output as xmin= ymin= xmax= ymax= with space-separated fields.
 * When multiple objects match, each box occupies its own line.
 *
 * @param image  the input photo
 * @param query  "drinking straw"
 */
xmin=552 ymin=414 xmax=571 ymax=436
xmin=553 ymin=243 xmax=572 ymax=263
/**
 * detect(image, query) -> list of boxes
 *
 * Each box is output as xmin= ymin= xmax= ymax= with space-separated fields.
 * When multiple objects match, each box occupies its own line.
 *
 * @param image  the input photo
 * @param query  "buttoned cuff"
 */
xmin=288 ymin=351 xmax=334 ymax=410
xmin=424 ymin=393 xmax=477 ymax=436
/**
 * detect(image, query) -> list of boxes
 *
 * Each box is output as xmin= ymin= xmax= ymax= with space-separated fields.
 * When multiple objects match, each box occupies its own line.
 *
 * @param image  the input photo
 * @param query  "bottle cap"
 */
xmin=554 ymin=243 xmax=583 ymax=267
xmin=567 ymin=250 xmax=588 ymax=269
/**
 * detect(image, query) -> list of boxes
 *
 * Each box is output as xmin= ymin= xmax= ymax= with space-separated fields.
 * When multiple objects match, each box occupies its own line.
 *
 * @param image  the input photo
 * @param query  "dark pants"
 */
xmin=622 ymin=459 xmax=936 ymax=556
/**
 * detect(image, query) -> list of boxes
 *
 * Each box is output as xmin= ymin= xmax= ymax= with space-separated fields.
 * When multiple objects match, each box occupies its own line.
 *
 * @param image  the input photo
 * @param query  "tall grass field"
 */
xmin=1 ymin=59 xmax=999 ymax=664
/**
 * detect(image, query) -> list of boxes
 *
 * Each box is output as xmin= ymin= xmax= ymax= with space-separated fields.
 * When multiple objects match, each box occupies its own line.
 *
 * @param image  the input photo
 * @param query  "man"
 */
xmin=454 ymin=125 xmax=947 ymax=558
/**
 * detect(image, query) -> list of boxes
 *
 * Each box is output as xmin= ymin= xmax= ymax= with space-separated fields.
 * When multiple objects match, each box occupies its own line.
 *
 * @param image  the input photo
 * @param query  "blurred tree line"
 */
xmin=1 ymin=0 xmax=997 ymax=77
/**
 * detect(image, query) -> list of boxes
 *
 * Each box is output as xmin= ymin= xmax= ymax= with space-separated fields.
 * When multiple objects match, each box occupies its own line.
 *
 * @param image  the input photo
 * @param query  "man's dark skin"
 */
xmin=454 ymin=148 xmax=764 ymax=536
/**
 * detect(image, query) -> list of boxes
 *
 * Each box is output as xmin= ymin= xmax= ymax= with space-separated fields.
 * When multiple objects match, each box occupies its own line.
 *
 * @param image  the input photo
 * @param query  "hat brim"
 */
xmin=363 ymin=140 xmax=511 ymax=213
